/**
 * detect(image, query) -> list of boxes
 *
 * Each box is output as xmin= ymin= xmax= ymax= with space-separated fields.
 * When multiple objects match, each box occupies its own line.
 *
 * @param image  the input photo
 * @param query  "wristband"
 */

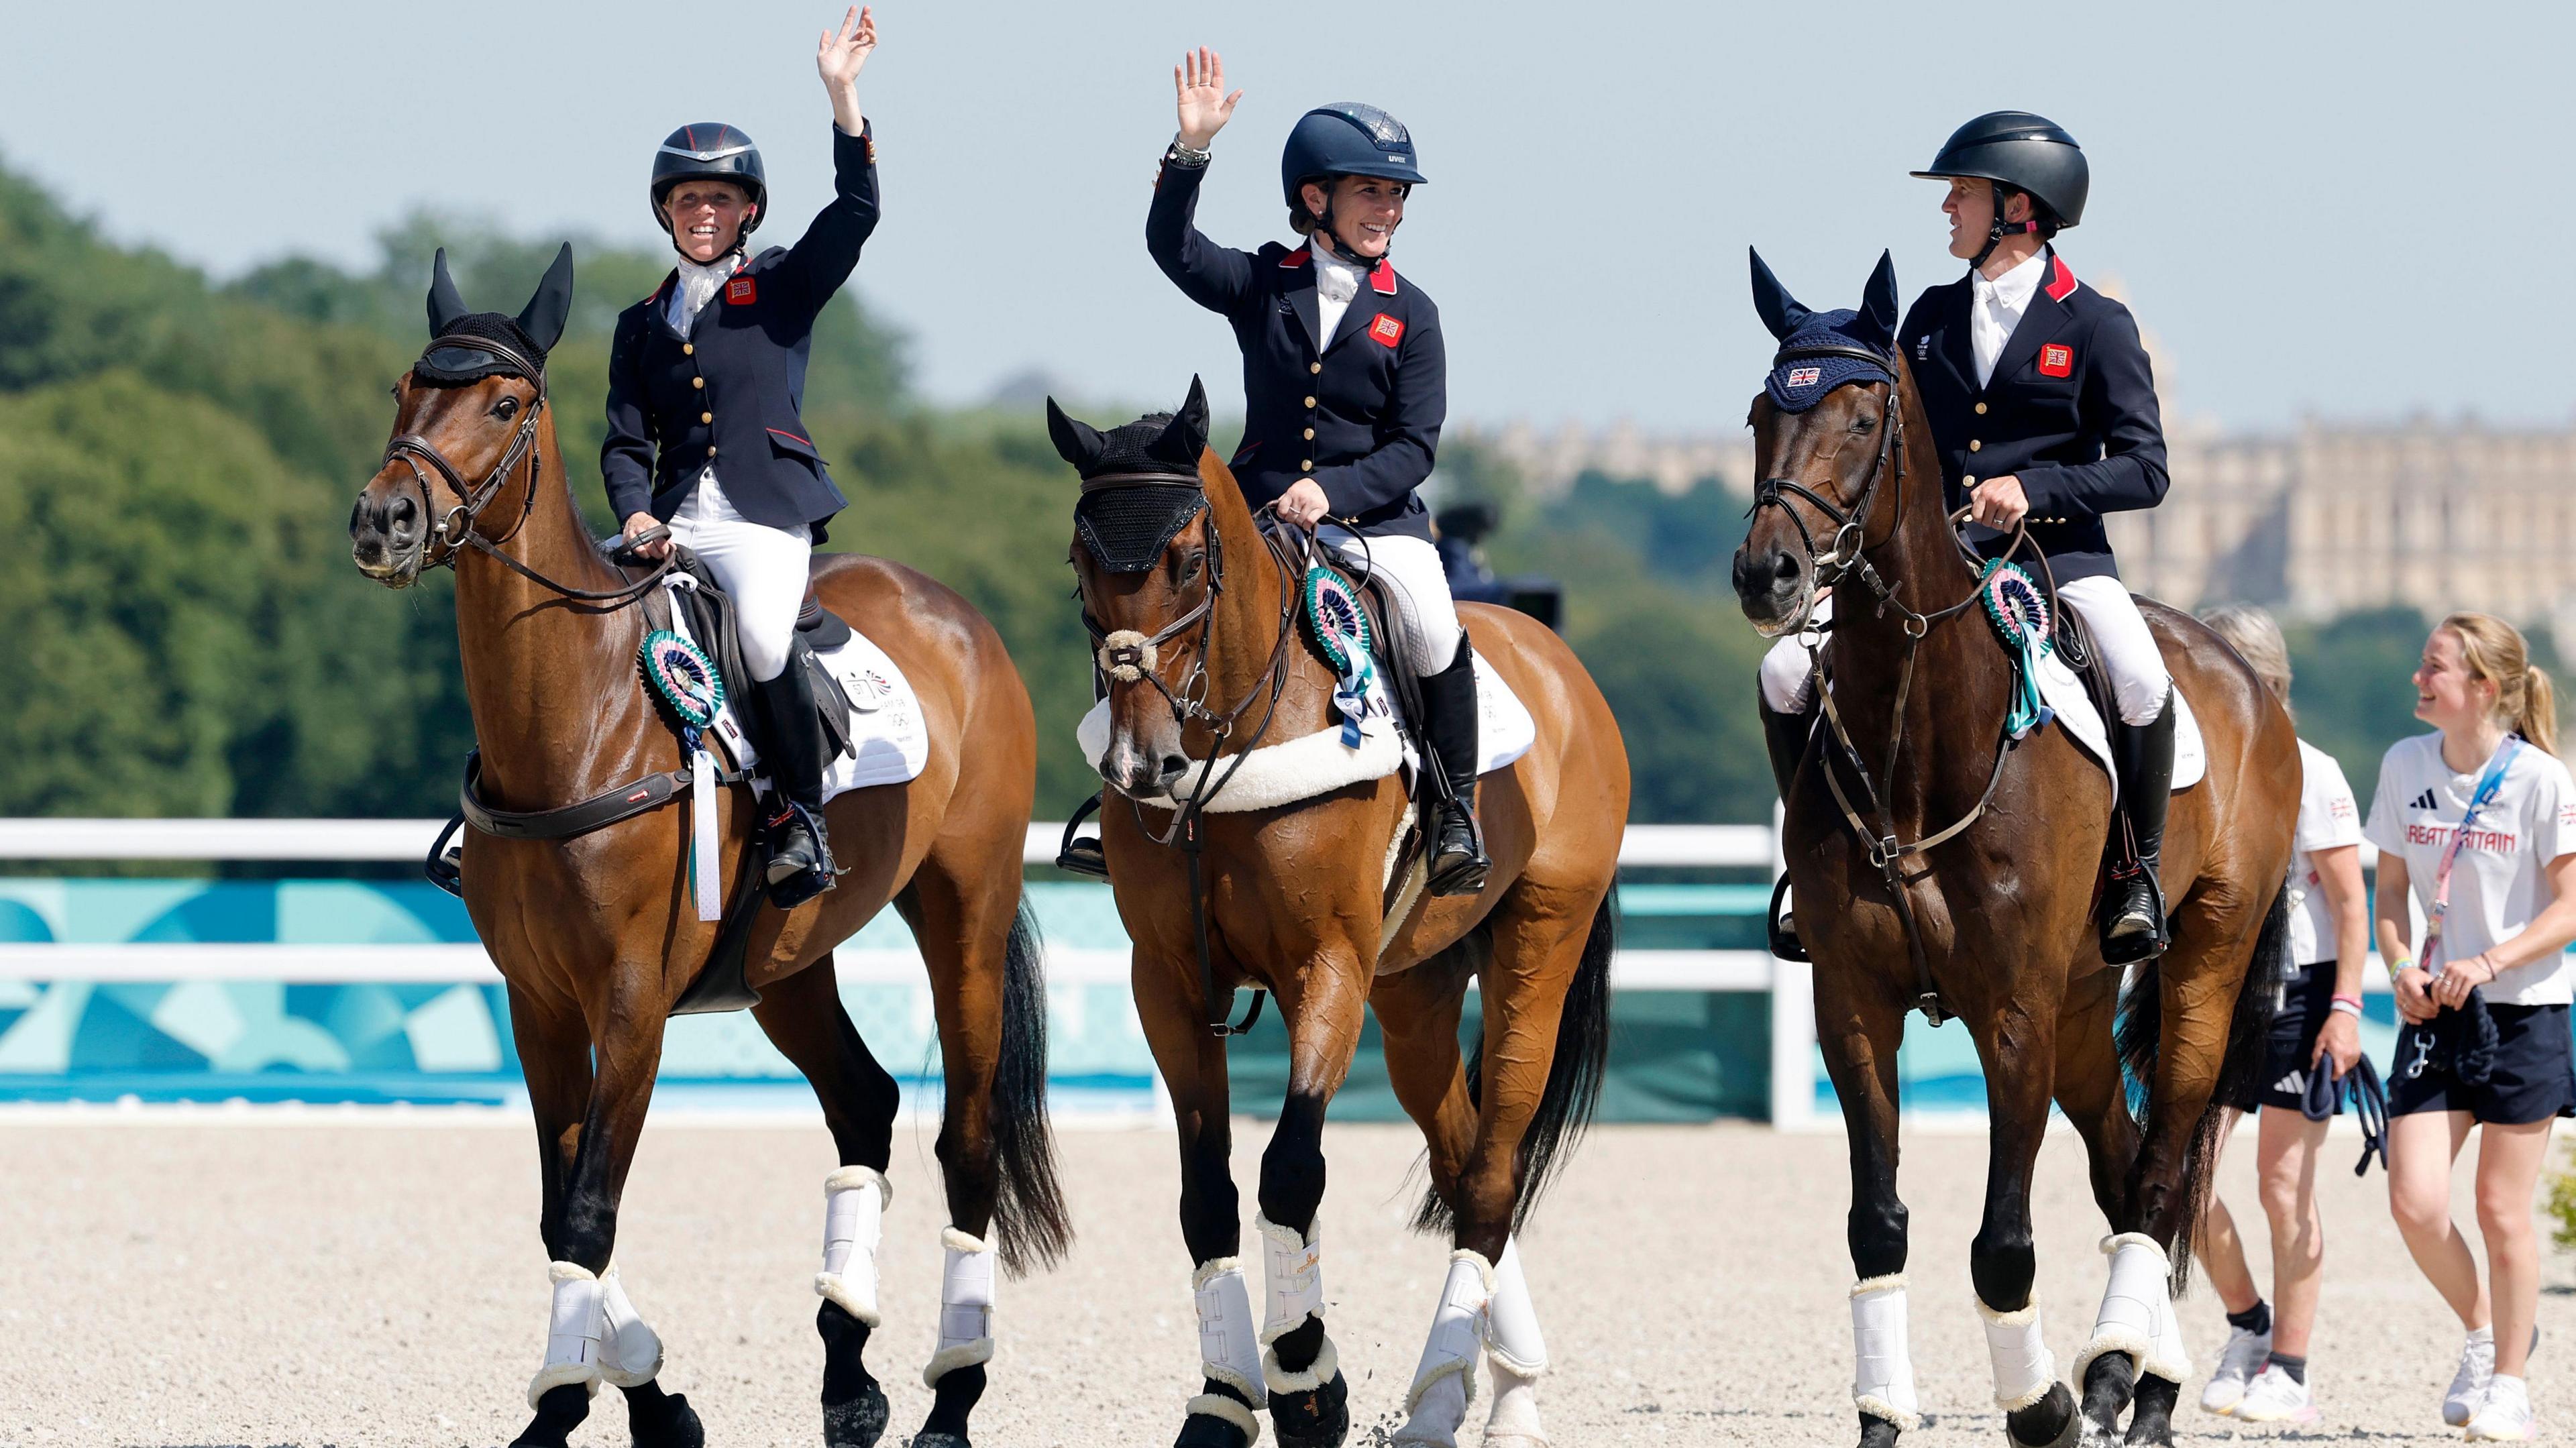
xmin=1167 ymin=137 xmax=1212 ymax=168
xmin=2329 ymin=995 xmax=2363 ymax=1019
xmin=2387 ymin=957 xmax=2416 ymax=979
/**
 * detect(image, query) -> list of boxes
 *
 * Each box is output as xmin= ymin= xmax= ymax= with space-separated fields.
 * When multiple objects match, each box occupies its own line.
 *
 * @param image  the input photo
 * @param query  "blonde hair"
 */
xmin=2439 ymin=611 xmax=2559 ymax=757
xmin=2198 ymin=603 xmax=2293 ymax=710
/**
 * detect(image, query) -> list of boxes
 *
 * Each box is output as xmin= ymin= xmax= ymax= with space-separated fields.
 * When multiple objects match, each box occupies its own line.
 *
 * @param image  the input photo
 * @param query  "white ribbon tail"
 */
xmin=690 ymin=748 xmax=720 ymax=922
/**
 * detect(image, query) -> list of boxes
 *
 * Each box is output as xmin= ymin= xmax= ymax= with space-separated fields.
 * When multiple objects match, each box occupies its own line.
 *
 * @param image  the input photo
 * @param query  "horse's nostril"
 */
xmin=1159 ymin=755 xmax=1188 ymax=780
xmin=1772 ymin=550 xmax=1802 ymax=583
xmin=387 ymin=494 xmax=418 ymax=537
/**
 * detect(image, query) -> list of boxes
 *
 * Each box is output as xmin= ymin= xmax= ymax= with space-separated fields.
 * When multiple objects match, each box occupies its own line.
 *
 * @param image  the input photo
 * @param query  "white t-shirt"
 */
xmin=2286 ymin=739 xmax=2363 ymax=968
xmin=2363 ymin=731 xmax=2576 ymax=1005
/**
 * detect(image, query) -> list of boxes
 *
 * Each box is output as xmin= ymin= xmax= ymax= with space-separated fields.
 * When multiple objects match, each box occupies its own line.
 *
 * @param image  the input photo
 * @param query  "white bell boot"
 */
xmin=1394 ymin=1249 xmax=1495 ymax=1447
xmin=922 ymin=1227 xmax=996 ymax=1388
xmin=814 ymin=1165 xmax=889 ymax=1327
xmin=1849 ymin=1274 xmax=1921 ymax=1431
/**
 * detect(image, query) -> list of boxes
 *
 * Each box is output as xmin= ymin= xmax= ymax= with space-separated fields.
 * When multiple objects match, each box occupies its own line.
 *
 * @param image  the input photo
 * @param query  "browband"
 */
xmin=1771 ymin=342 xmax=1894 ymax=370
xmin=1079 ymin=469 xmax=1204 ymax=493
xmin=420 ymin=331 xmax=543 ymax=380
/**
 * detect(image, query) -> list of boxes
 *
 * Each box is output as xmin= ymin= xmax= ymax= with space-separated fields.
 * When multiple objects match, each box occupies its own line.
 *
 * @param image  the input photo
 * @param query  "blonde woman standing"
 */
xmin=2186 ymin=606 xmax=2369 ymax=1425
xmin=2369 ymin=612 xmax=2576 ymax=1441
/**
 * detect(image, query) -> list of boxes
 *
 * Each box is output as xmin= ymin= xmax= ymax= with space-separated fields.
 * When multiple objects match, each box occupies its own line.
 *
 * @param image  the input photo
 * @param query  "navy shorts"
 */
xmin=2231 ymin=962 xmax=2338 ymax=1113
xmin=2388 ymin=1001 xmax=2576 ymax=1125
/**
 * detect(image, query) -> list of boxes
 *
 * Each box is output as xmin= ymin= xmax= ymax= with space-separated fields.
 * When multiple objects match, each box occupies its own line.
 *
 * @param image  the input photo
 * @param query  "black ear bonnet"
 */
xmin=1055 ymin=380 xmax=1216 ymax=574
xmin=415 ymin=312 xmax=544 ymax=385
xmin=416 ymin=244 xmax=572 ymax=384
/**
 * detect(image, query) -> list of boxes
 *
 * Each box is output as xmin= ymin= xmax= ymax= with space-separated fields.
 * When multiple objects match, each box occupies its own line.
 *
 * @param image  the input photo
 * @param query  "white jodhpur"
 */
xmin=1256 ymin=1213 xmax=1336 ymax=1396
xmin=2070 ymin=1233 xmax=2192 ymax=1388
xmin=1397 ymin=1249 xmax=1495 ymax=1447
xmin=1978 ymin=1296 xmax=2057 ymax=1412
xmin=1849 ymin=1274 xmax=1921 ymax=1431
xmin=923 ymin=1227 xmax=997 ymax=1388
xmin=529 ymin=1262 xmax=665 ymax=1406
xmin=1483 ymin=1239 xmax=1550 ymax=1447
xmin=814 ymin=1166 xmax=889 ymax=1326
xmin=1191 ymin=1257 xmax=1269 ymax=1442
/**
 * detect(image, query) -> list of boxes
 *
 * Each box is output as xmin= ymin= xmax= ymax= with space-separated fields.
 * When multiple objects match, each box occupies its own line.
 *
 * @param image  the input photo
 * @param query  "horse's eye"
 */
xmin=1852 ymin=412 xmax=1876 ymax=434
xmin=1179 ymin=550 xmax=1204 ymax=581
xmin=491 ymin=396 xmax=519 ymax=421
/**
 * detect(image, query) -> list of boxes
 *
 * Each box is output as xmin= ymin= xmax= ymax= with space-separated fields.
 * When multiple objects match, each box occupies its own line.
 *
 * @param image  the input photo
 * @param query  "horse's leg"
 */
xmin=1138 ymin=971 xmax=1264 ymax=1448
xmin=1815 ymin=962 xmax=1917 ymax=1448
xmin=2051 ymin=966 xmax=2140 ymax=1227
xmin=1966 ymin=994 xmax=2084 ymax=1448
xmin=1254 ymin=947 xmax=1371 ymax=1448
xmin=511 ymin=973 xmax=698 ymax=1448
xmin=750 ymin=954 xmax=902 ymax=1448
xmin=504 ymin=985 xmax=602 ymax=1448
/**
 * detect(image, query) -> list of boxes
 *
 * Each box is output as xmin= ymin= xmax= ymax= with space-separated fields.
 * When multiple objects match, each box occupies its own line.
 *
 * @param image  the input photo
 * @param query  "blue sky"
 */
xmin=5 ymin=0 xmax=2570 ymax=433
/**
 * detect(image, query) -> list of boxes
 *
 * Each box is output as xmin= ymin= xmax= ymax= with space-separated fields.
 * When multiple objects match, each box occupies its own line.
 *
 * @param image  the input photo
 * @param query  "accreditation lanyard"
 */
xmin=2422 ymin=737 xmax=2522 ymax=974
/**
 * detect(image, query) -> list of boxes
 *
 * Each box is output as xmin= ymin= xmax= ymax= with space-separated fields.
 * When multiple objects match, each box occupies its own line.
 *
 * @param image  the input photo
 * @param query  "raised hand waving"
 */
xmin=1173 ymin=47 xmax=1242 ymax=150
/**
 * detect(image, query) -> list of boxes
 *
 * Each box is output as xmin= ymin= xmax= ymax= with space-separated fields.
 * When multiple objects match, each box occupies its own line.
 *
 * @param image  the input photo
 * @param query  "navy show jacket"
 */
xmin=1898 ymin=247 xmax=2168 ymax=585
xmin=1146 ymin=156 xmax=1445 ymax=541
xmin=602 ymin=122 xmax=880 ymax=539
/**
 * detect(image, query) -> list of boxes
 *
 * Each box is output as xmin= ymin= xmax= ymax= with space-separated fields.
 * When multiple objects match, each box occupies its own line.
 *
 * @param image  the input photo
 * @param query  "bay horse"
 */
xmin=1051 ymin=381 xmax=1626 ymax=1448
xmin=347 ymin=247 xmax=1069 ymax=1448
xmin=1729 ymin=254 xmax=2296 ymax=1448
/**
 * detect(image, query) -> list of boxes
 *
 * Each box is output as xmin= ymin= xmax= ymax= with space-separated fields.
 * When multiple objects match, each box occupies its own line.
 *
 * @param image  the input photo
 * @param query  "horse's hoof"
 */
xmin=908 ymin=1435 xmax=971 ymax=1448
xmin=1271 ymin=1370 xmax=1350 ymax=1448
xmin=1858 ymin=1412 xmax=1904 ymax=1448
xmin=509 ymin=1383 xmax=591 ymax=1448
xmin=2078 ymin=1353 xmax=2137 ymax=1448
xmin=816 ymin=1300 xmax=888 ymax=1448
xmin=2122 ymin=1375 xmax=2180 ymax=1448
xmin=2006 ymin=1383 xmax=2080 ymax=1448
xmin=822 ymin=1379 xmax=889 ymax=1448
xmin=624 ymin=1386 xmax=704 ymax=1448
xmin=1176 ymin=1410 xmax=1254 ymax=1448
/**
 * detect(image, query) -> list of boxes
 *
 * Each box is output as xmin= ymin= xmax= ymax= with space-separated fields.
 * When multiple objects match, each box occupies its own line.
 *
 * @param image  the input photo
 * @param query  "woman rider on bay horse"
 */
xmin=1132 ymin=48 xmax=1487 ymax=895
xmin=1762 ymin=110 xmax=2178 ymax=963
xmin=606 ymin=6 xmax=879 ymax=908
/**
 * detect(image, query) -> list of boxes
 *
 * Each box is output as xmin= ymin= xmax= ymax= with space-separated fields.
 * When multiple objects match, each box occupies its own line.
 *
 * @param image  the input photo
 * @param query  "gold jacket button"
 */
xmin=1974 ymin=401 xmax=1986 ymax=414
xmin=692 ymin=376 xmax=704 ymax=390
xmin=700 ymin=411 xmax=712 ymax=424
xmin=1969 ymin=439 xmax=1982 ymax=452
xmin=708 ymin=446 xmax=718 ymax=459
xmin=1303 ymin=427 xmax=1315 ymax=440
xmin=683 ymin=343 xmax=694 ymax=356
xmin=1303 ymin=396 xmax=1317 ymax=408
xmin=1963 ymin=474 xmax=1978 ymax=487
xmin=1309 ymin=361 xmax=1322 ymax=374
xmin=1301 ymin=459 xmax=1314 ymax=472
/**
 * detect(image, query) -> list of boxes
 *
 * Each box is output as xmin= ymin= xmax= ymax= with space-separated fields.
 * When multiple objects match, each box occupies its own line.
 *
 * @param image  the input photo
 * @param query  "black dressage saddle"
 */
xmin=614 ymin=527 xmax=861 ymax=764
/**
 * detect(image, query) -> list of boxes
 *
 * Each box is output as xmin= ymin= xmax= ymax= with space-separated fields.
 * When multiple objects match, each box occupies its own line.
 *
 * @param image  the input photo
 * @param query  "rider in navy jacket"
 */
xmin=1899 ymin=245 xmax=2166 ymax=586
xmin=1146 ymin=142 xmax=1447 ymax=543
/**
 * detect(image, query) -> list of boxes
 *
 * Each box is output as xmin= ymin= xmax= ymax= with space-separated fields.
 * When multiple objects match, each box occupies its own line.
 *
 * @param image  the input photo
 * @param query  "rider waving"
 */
xmin=1144 ymin=49 xmax=1487 ymax=895
xmin=1761 ymin=110 xmax=2175 ymax=962
xmin=603 ymin=7 xmax=879 ymax=907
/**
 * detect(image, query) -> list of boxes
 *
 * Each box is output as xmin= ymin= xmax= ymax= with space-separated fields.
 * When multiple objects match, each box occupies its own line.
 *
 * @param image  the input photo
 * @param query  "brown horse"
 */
xmin=1049 ymin=381 xmax=1626 ymax=1448
xmin=347 ymin=249 xmax=1068 ymax=1448
xmin=1729 ymin=255 xmax=2296 ymax=1448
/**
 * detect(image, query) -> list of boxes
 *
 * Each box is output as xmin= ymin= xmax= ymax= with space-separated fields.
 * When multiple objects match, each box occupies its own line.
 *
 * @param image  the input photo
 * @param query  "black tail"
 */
xmin=2114 ymin=884 xmax=2286 ymax=1292
xmin=989 ymin=901 xmax=1073 ymax=1274
xmin=1413 ymin=887 xmax=1617 ymax=1235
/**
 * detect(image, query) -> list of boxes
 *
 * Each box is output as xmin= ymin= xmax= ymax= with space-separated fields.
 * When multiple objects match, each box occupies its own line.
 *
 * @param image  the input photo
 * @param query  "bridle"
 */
xmin=1073 ymin=468 xmax=1313 ymax=1036
xmin=1748 ymin=340 xmax=2031 ymax=1024
xmin=382 ymin=333 xmax=668 ymax=606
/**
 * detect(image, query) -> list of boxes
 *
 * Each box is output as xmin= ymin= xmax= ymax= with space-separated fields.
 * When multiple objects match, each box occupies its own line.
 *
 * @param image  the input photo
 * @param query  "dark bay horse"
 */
xmin=1051 ymin=382 xmax=1626 ymax=1448
xmin=347 ymin=249 xmax=1068 ymax=1448
xmin=1729 ymin=255 xmax=2296 ymax=1448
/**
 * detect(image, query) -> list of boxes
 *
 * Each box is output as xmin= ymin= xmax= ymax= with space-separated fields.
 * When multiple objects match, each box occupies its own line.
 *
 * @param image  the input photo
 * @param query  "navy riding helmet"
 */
xmin=1280 ymin=103 xmax=1428 ymax=213
xmin=650 ymin=123 xmax=769 ymax=236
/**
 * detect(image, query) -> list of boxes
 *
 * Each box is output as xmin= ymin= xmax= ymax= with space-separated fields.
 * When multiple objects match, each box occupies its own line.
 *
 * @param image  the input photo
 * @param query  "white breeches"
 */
xmin=665 ymin=469 xmax=812 ymax=683
xmin=1319 ymin=526 xmax=1464 ymax=676
xmin=1758 ymin=575 xmax=2171 ymax=726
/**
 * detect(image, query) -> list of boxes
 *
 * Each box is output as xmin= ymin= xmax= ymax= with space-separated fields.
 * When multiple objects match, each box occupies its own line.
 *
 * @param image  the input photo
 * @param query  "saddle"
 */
xmin=633 ymin=539 xmax=859 ymax=767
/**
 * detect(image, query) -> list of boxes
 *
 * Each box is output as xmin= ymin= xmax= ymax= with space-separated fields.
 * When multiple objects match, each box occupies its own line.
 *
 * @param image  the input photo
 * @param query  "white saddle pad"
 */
xmin=2035 ymin=649 xmax=2206 ymax=793
xmin=664 ymin=580 xmax=929 ymax=801
xmin=1075 ymin=652 xmax=1536 ymax=813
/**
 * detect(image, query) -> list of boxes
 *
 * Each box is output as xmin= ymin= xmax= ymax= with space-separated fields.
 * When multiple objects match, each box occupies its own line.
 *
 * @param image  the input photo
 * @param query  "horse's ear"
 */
xmin=1151 ymin=375 xmax=1211 ymax=465
xmin=1046 ymin=396 xmax=1107 ymax=475
xmin=516 ymin=243 xmax=576 ymax=354
xmin=1749 ymin=247 xmax=1811 ymax=341
xmin=1858 ymin=249 xmax=1900 ymax=353
xmin=427 ymin=247 xmax=468 ymax=336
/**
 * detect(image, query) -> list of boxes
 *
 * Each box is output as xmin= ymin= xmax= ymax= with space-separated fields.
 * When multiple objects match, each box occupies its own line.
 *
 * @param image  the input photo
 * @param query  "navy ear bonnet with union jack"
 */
xmin=1751 ymin=248 xmax=1900 ymax=413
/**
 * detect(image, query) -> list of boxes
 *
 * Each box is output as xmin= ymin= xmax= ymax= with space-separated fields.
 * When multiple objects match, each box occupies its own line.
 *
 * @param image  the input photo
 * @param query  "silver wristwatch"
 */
xmin=1167 ymin=137 xmax=1212 ymax=168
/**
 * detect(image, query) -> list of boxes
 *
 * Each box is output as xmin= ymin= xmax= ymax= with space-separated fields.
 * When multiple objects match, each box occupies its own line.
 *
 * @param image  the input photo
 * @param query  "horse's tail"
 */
xmin=2116 ymin=883 xmax=2287 ymax=1292
xmin=989 ymin=899 xmax=1073 ymax=1274
xmin=1412 ymin=886 xmax=1617 ymax=1235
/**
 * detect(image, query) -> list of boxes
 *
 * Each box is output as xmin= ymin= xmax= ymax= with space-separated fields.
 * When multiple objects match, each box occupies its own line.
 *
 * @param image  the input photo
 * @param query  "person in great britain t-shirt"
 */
xmin=2365 ymin=611 xmax=2576 ymax=1441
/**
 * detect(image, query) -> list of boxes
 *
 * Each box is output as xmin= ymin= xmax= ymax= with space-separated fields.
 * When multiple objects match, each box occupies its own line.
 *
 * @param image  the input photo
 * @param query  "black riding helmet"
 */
xmin=1912 ymin=111 xmax=2088 ymax=268
xmin=1280 ymin=104 xmax=1427 ymax=260
xmin=650 ymin=123 xmax=769 ymax=250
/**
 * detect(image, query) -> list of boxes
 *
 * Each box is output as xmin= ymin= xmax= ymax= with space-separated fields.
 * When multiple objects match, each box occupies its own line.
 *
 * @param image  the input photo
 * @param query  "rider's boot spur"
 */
xmin=1422 ymin=636 xmax=1491 ymax=897
xmin=2100 ymin=689 xmax=2176 ymax=964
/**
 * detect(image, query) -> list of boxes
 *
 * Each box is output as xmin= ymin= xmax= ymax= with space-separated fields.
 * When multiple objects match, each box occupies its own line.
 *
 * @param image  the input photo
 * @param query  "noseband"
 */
xmin=382 ymin=334 xmax=667 ymax=606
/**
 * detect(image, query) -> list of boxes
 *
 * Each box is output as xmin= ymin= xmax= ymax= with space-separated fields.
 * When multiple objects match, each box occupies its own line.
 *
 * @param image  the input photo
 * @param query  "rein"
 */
xmin=1076 ymin=471 xmax=1316 ymax=1036
xmin=384 ymin=333 xmax=670 ymax=608
xmin=1751 ymin=343 xmax=2031 ymax=1024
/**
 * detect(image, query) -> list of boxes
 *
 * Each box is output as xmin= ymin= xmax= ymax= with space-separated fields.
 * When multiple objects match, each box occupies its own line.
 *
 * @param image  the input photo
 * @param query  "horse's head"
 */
xmin=351 ymin=245 xmax=574 ymax=587
xmin=1052 ymin=377 xmax=1222 ymax=799
xmin=1732 ymin=248 xmax=1905 ymax=636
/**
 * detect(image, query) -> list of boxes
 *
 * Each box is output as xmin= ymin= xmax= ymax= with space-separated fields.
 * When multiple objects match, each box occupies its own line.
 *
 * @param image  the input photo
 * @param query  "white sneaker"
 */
xmin=2465 ymin=1374 xmax=2536 ymax=1441
xmin=2231 ymin=1364 xmax=2320 ymax=1425
xmin=2448 ymin=1330 xmax=2499 ymax=1427
xmin=2200 ymin=1324 xmax=2273 ymax=1415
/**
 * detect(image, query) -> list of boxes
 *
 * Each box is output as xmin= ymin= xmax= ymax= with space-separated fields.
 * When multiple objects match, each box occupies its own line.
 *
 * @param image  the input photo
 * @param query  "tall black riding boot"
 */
xmin=755 ymin=661 xmax=837 ymax=908
xmin=1421 ymin=637 xmax=1491 ymax=897
xmin=2100 ymin=690 xmax=2176 ymax=964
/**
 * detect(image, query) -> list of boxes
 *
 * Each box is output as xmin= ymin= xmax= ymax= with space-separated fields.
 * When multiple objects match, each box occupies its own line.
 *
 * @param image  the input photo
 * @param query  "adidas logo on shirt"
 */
xmin=2411 ymin=788 xmax=2438 ymax=810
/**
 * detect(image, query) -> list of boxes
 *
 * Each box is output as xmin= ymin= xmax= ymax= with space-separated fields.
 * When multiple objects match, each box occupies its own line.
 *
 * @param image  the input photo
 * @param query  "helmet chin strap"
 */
xmin=1311 ymin=211 xmax=1387 ymax=270
xmin=1968 ymin=181 xmax=2043 ymax=270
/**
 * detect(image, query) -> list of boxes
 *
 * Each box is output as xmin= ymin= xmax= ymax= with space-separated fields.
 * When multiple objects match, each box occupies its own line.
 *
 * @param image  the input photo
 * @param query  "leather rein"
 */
xmin=1750 ymin=342 xmax=2031 ymax=1023
xmin=1075 ymin=470 xmax=1314 ymax=1036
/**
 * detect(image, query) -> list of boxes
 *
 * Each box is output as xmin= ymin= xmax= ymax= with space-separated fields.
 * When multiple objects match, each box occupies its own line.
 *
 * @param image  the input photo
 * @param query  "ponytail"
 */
xmin=2439 ymin=611 xmax=2559 ymax=757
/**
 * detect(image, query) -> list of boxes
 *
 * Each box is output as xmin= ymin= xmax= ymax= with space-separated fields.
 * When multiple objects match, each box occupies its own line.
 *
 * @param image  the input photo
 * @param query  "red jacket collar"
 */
xmin=2043 ymin=252 xmax=2078 ymax=303
xmin=1279 ymin=246 xmax=1399 ymax=295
